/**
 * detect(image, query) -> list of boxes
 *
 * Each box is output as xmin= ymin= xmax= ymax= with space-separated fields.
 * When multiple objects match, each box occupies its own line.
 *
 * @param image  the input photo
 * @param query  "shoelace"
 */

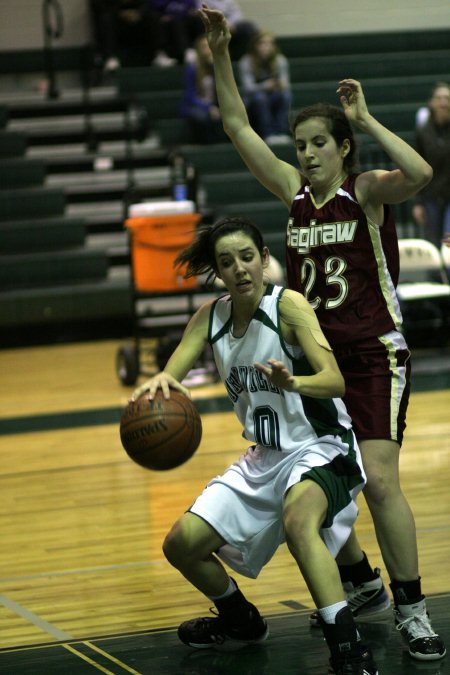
xmin=396 ymin=612 xmax=438 ymax=639
xmin=195 ymin=616 xmax=227 ymax=644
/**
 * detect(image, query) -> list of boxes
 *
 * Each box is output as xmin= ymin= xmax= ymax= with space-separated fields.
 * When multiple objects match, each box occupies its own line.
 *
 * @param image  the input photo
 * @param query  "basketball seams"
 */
xmin=120 ymin=389 xmax=202 ymax=470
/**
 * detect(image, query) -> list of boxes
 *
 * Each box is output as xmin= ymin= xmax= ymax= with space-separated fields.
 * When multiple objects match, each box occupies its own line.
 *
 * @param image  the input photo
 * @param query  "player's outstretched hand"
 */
xmin=337 ymin=78 xmax=371 ymax=128
xmin=254 ymin=359 xmax=297 ymax=392
xmin=198 ymin=4 xmax=231 ymax=54
xmin=130 ymin=373 xmax=191 ymax=402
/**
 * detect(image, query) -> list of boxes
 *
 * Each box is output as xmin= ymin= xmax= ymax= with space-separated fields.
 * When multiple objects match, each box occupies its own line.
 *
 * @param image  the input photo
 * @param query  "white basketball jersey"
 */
xmin=209 ymin=284 xmax=355 ymax=455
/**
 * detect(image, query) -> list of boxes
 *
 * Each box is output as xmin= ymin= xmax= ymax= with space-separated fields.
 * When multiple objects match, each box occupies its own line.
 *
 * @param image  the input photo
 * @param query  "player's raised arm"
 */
xmin=338 ymin=79 xmax=433 ymax=207
xmin=199 ymin=5 xmax=300 ymax=207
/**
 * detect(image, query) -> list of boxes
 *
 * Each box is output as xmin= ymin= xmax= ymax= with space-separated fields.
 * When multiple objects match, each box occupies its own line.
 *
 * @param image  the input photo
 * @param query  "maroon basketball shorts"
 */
xmin=333 ymin=331 xmax=411 ymax=446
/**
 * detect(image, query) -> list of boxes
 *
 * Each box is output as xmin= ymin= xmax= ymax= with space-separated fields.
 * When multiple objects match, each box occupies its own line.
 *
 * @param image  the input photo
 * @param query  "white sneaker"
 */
xmin=343 ymin=573 xmax=391 ymax=618
xmin=104 ymin=57 xmax=120 ymax=72
xmin=184 ymin=48 xmax=197 ymax=64
xmin=309 ymin=568 xmax=390 ymax=627
xmin=395 ymin=599 xmax=446 ymax=661
xmin=153 ymin=51 xmax=176 ymax=67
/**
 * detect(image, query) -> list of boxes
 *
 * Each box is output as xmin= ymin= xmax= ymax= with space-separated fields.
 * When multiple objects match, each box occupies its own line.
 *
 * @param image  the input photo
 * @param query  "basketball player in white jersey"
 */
xmin=131 ymin=217 xmax=377 ymax=674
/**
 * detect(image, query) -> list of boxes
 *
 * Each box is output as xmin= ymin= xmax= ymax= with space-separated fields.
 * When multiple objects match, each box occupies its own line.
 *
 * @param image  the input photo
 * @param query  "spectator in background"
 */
xmin=90 ymin=0 xmax=175 ymax=73
xmin=198 ymin=0 xmax=258 ymax=60
xmin=238 ymin=30 xmax=292 ymax=143
xmin=413 ymin=82 xmax=450 ymax=248
xmin=149 ymin=0 xmax=204 ymax=64
xmin=180 ymin=34 xmax=227 ymax=143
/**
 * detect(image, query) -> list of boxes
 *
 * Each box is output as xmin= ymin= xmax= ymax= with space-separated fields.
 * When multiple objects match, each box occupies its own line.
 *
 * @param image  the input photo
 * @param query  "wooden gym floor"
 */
xmin=0 ymin=339 xmax=449 ymax=675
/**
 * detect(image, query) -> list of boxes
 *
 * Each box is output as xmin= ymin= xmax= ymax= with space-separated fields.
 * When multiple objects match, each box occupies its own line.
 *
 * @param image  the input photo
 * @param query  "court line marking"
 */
xmin=63 ymin=643 xmax=119 ymax=675
xmin=0 ymin=593 xmax=73 ymax=641
xmin=0 ymin=560 xmax=163 ymax=584
xmin=0 ymin=593 xmax=143 ymax=674
xmin=85 ymin=641 xmax=143 ymax=674
xmin=0 ymin=397 xmax=232 ymax=436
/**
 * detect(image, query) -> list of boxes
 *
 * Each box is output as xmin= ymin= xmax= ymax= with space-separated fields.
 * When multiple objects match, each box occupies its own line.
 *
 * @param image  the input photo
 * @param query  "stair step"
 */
xmin=46 ymin=166 xmax=170 ymax=190
xmin=0 ymin=86 xmax=125 ymax=118
xmin=27 ymin=139 xmax=166 ymax=174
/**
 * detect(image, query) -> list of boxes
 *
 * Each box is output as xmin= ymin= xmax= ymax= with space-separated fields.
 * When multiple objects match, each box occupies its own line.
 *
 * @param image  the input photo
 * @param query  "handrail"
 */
xmin=42 ymin=0 xmax=64 ymax=99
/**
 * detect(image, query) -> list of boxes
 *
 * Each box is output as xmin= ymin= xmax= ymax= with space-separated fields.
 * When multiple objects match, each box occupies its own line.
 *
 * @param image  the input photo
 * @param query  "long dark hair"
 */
xmin=175 ymin=216 xmax=265 ymax=283
xmin=291 ymin=103 xmax=359 ymax=173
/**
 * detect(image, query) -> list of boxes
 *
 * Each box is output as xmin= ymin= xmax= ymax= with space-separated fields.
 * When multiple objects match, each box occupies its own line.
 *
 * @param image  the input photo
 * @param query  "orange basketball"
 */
xmin=120 ymin=389 xmax=202 ymax=470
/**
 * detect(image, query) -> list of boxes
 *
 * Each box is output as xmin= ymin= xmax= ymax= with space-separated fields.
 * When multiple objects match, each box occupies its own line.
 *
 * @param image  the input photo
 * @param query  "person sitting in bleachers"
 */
xmin=238 ymin=30 xmax=292 ymax=143
xmin=179 ymin=34 xmax=228 ymax=143
xmin=89 ymin=0 xmax=175 ymax=73
xmin=196 ymin=0 xmax=259 ymax=60
xmin=413 ymin=81 xmax=450 ymax=247
xmin=149 ymin=0 xmax=203 ymax=64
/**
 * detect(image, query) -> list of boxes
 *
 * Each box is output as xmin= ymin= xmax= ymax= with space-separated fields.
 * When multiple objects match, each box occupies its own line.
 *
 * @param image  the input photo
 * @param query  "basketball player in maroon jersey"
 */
xmin=199 ymin=5 xmax=446 ymax=663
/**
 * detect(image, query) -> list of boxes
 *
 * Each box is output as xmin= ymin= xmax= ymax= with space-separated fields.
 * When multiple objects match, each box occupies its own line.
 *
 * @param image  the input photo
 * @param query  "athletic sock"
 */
xmin=390 ymin=577 xmax=423 ymax=606
xmin=211 ymin=580 xmax=257 ymax=627
xmin=208 ymin=577 xmax=237 ymax=601
xmin=318 ymin=601 xmax=350 ymax=624
xmin=338 ymin=551 xmax=377 ymax=585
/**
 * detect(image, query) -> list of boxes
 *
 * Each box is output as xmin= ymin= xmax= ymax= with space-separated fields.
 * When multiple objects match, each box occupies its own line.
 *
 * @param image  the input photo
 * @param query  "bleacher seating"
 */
xmin=0 ymin=249 xmax=109 ymax=290
xmin=0 ymin=281 xmax=131 ymax=331
xmin=275 ymin=29 xmax=450 ymax=57
xmin=0 ymin=27 xmax=449 ymax=345
xmin=0 ymin=130 xmax=27 ymax=158
xmin=0 ymin=87 xmax=135 ymax=344
xmin=130 ymin=74 xmax=443 ymax=125
xmin=290 ymin=74 xmax=443 ymax=108
xmin=0 ymin=216 xmax=86 ymax=254
xmin=0 ymin=186 xmax=66 ymax=220
xmin=0 ymin=157 xmax=46 ymax=189
xmin=287 ymin=50 xmax=450 ymax=82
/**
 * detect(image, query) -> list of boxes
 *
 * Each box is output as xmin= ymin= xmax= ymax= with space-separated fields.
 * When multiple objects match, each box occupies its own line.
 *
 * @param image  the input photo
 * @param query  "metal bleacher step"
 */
xmin=4 ymin=85 xmax=151 ymax=148
xmin=7 ymin=110 xmax=140 ymax=143
xmin=26 ymin=136 xmax=167 ymax=173
xmin=45 ymin=165 xmax=170 ymax=195
xmin=66 ymin=200 xmax=127 ymax=243
xmin=44 ymin=167 xmax=171 ymax=212
xmin=0 ymin=85 xmax=124 ymax=118
xmin=86 ymin=230 xmax=128 ymax=259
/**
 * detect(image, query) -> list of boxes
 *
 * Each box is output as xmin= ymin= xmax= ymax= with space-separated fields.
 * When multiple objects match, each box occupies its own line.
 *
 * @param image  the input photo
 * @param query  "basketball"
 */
xmin=120 ymin=389 xmax=202 ymax=471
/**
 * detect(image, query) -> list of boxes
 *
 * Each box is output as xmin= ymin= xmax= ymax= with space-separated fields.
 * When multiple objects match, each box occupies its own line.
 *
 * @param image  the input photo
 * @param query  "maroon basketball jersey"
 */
xmin=285 ymin=174 xmax=403 ymax=345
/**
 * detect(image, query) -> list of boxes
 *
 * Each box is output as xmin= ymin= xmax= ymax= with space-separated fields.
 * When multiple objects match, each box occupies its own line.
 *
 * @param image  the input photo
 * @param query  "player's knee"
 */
xmin=283 ymin=481 xmax=326 ymax=550
xmin=162 ymin=531 xmax=177 ymax=567
xmin=283 ymin=504 xmax=316 ymax=552
xmin=162 ymin=522 xmax=185 ymax=568
xmin=363 ymin=470 xmax=398 ymax=508
xmin=163 ymin=518 xmax=204 ymax=570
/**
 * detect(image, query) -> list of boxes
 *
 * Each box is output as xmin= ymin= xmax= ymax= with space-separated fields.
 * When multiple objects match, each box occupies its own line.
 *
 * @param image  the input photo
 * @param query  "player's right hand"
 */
xmin=198 ymin=4 xmax=232 ymax=53
xmin=130 ymin=372 xmax=190 ymax=402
